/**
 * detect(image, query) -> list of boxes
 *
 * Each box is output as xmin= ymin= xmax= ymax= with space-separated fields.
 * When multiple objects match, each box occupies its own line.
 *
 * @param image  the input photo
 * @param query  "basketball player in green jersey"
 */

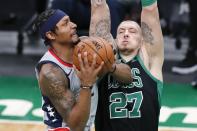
xmin=90 ymin=0 xmax=164 ymax=131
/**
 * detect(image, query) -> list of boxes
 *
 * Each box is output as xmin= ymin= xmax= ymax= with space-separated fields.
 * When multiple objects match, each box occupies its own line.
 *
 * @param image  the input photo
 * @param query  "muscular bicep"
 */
xmin=39 ymin=64 xmax=75 ymax=122
xmin=141 ymin=2 xmax=164 ymax=67
xmin=90 ymin=0 xmax=116 ymax=48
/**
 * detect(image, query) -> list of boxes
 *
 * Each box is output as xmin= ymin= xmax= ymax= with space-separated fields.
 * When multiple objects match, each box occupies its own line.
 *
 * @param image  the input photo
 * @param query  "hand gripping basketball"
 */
xmin=73 ymin=36 xmax=115 ymax=76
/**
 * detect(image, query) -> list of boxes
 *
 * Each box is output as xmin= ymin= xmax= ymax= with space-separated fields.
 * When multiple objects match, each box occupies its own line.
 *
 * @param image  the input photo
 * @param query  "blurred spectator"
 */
xmin=51 ymin=0 xmax=125 ymax=37
xmin=35 ymin=0 xmax=48 ymax=14
xmin=172 ymin=0 xmax=197 ymax=75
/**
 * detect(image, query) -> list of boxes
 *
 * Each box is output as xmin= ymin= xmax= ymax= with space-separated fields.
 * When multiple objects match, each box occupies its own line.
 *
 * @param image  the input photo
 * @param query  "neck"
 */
xmin=50 ymin=43 xmax=74 ymax=64
xmin=119 ymin=50 xmax=138 ymax=62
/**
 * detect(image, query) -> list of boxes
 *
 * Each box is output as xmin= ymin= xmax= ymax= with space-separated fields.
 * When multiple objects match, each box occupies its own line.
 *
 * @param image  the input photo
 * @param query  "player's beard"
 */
xmin=119 ymin=48 xmax=135 ymax=56
xmin=71 ymin=33 xmax=80 ymax=46
xmin=60 ymin=36 xmax=80 ymax=47
xmin=73 ymin=38 xmax=80 ymax=46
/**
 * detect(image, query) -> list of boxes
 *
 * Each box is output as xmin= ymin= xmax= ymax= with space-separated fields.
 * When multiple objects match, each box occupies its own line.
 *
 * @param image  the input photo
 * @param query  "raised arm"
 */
xmin=90 ymin=0 xmax=115 ymax=46
xmin=90 ymin=0 xmax=132 ymax=84
xmin=141 ymin=0 xmax=164 ymax=79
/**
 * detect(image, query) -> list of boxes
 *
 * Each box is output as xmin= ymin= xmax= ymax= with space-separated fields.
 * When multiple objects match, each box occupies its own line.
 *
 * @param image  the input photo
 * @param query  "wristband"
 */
xmin=80 ymin=85 xmax=93 ymax=90
xmin=142 ymin=0 xmax=157 ymax=7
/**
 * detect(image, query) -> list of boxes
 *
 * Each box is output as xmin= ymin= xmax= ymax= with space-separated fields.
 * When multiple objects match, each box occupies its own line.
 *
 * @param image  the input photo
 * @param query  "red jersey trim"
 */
xmin=49 ymin=49 xmax=73 ymax=67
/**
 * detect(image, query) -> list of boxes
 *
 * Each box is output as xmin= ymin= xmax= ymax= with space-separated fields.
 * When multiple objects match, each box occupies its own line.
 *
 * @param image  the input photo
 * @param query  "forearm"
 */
xmin=141 ymin=1 xmax=164 ymax=64
xmin=67 ymin=89 xmax=91 ymax=131
xmin=90 ymin=0 xmax=115 ymax=45
xmin=111 ymin=63 xmax=132 ymax=84
xmin=90 ymin=0 xmax=109 ymax=36
xmin=141 ymin=2 xmax=159 ymax=22
xmin=67 ymin=48 xmax=103 ymax=130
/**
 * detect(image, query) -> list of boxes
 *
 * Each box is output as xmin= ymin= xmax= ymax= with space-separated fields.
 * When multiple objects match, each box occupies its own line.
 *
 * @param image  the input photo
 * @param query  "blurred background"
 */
xmin=0 ymin=0 xmax=196 ymax=131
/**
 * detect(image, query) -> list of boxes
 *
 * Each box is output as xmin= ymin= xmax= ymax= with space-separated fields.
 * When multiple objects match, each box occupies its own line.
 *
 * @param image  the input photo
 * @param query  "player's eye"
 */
xmin=119 ymin=31 xmax=124 ymax=34
xmin=63 ymin=19 xmax=69 ymax=26
xmin=129 ymin=29 xmax=136 ymax=33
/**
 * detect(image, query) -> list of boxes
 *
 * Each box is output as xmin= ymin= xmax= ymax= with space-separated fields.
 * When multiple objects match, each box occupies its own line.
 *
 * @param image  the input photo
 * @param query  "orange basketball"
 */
xmin=73 ymin=36 xmax=115 ymax=75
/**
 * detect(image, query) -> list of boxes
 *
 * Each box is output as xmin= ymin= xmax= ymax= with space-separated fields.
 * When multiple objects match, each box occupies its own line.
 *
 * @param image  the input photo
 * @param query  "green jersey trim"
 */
xmin=135 ymin=55 xmax=163 ymax=107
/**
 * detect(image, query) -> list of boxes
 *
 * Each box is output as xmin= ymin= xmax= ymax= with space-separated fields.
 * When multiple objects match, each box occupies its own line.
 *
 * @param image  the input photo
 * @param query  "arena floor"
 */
xmin=0 ymin=31 xmax=196 ymax=131
xmin=0 ymin=122 xmax=197 ymax=131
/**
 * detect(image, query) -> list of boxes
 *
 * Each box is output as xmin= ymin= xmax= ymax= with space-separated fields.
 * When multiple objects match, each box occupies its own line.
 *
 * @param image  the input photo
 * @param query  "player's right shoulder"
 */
xmin=39 ymin=63 xmax=56 ymax=79
xmin=39 ymin=63 xmax=68 ymax=95
xmin=40 ymin=63 xmax=64 ymax=78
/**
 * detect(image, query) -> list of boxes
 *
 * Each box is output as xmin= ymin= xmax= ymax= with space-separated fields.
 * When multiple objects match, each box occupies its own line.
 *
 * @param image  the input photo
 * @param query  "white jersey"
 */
xmin=35 ymin=49 xmax=98 ymax=131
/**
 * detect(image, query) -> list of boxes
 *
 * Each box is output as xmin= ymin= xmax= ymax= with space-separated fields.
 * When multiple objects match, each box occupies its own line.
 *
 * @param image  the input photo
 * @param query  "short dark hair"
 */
xmin=33 ymin=9 xmax=57 ymax=46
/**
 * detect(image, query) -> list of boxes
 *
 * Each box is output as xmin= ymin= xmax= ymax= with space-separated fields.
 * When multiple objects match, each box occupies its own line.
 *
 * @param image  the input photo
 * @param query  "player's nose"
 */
xmin=124 ymin=30 xmax=129 ymax=38
xmin=70 ymin=21 xmax=77 ymax=29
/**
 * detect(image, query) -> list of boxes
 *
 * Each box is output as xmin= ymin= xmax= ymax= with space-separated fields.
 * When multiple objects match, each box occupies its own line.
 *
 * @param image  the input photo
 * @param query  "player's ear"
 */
xmin=46 ymin=31 xmax=56 ymax=41
xmin=114 ymin=38 xmax=118 ymax=46
xmin=141 ymin=37 xmax=144 ymax=46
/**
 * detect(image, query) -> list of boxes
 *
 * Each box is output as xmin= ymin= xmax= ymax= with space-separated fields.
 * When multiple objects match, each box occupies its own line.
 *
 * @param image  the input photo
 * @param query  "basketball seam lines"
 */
xmin=97 ymin=37 xmax=113 ymax=69
xmin=80 ymin=40 xmax=107 ymax=69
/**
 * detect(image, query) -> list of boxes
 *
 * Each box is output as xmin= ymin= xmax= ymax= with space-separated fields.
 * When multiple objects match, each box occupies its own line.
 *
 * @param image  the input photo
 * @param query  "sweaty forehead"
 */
xmin=118 ymin=21 xmax=141 ymax=31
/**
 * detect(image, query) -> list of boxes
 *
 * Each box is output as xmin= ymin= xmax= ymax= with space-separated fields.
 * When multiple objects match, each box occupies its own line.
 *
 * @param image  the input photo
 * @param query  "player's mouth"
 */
xmin=122 ymin=40 xmax=129 ymax=44
xmin=72 ymin=31 xmax=78 ymax=37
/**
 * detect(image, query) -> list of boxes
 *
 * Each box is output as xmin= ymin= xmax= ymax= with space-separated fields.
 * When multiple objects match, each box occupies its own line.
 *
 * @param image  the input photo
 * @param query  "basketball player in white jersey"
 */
xmin=33 ymin=9 xmax=132 ymax=131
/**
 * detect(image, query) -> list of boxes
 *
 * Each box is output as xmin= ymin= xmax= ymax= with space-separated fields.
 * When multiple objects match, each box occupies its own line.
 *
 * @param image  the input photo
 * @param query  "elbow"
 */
xmin=70 ymin=125 xmax=84 ymax=131
xmin=113 ymin=64 xmax=133 ymax=84
xmin=127 ymin=75 xmax=133 ymax=84
xmin=66 ymin=114 xmax=89 ymax=131
xmin=116 ymin=75 xmax=132 ymax=84
xmin=67 ymin=120 xmax=86 ymax=131
xmin=123 ymin=66 xmax=133 ymax=84
xmin=123 ymin=73 xmax=133 ymax=84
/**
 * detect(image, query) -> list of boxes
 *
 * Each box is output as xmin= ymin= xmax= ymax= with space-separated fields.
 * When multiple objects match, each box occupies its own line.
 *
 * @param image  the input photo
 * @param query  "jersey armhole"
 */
xmin=136 ymin=55 xmax=163 ymax=107
xmin=36 ymin=60 xmax=71 ymax=90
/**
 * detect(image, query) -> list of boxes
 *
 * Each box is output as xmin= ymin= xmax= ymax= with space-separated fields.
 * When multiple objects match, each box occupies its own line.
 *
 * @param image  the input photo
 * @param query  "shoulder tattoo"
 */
xmin=43 ymin=65 xmax=67 ymax=98
xmin=41 ymin=65 xmax=75 ymax=114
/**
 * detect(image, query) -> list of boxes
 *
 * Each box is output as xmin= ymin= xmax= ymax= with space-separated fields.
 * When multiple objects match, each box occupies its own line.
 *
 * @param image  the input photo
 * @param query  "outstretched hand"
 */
xmin=74 ymin=52 xmax=104 ymax=87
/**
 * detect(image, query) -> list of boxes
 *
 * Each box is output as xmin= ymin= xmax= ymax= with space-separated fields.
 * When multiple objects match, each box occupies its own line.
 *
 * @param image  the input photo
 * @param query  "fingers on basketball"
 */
xmin=73 ymin=36 xmax=115 ymax=75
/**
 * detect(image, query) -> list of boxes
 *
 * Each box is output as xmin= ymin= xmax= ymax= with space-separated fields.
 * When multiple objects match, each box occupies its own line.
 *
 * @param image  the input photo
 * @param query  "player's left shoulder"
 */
xmin=139 ymin=47 xmax=163 ymax=82
xmin=150 ymin=66 xmax=163 ymax=82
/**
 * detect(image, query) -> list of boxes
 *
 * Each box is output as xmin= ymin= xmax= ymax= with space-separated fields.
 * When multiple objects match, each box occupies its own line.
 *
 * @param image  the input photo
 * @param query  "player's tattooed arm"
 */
xmin=141 ymin=3 xmax=164 ymax=65
xmin=141 ymin=22 xmax=154 ymax=45
xmin=140 ymin=2 xmax=164 ymax=82
xmin=90 ymin=19 xmax=112 ymax=43
xmin=39 ymin=64 xmax=75 ymax=121
xmin=39 ymin=63 xmax=91 ymax=131
xmin=90 ymin=0 xmax=116 ymax=48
